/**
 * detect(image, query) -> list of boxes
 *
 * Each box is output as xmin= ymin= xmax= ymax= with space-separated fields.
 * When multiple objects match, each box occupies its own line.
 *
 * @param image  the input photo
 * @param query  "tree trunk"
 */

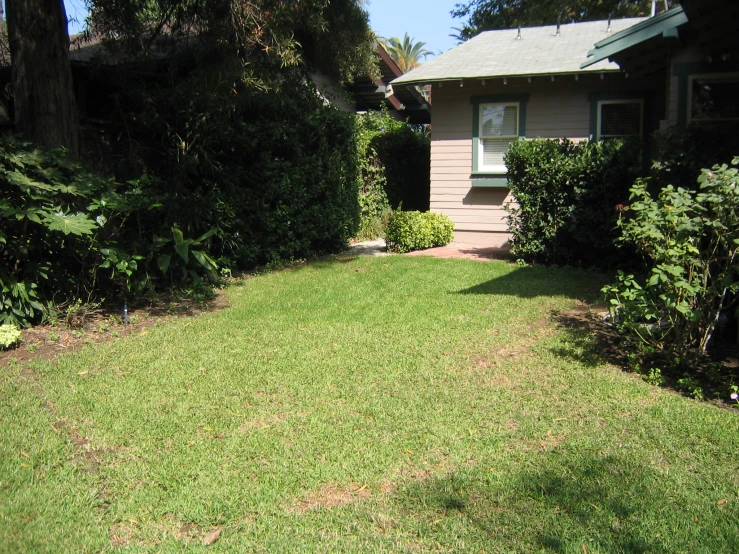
xmin=6 ymin=0 xmax=79 ymax=156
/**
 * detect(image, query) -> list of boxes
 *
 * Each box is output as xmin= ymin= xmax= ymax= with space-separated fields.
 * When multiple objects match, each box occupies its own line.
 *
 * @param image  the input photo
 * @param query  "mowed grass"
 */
xmin=2 ymin=254 xmax=738 ymax=553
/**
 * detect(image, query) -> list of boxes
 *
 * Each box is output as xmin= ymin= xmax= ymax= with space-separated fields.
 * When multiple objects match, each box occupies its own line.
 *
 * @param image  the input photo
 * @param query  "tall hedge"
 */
xmin=354 ymin=112 xmax=430 ymax=240
xmin=505 ymin=138 xmax=640 ymax=268
xmin=114 ymin=68 xmax=361 ymax=267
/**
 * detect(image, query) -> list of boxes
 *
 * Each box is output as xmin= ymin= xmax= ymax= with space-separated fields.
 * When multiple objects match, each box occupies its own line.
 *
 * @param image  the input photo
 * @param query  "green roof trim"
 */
xmin=580 ymin=7 xmax=688 ymax=69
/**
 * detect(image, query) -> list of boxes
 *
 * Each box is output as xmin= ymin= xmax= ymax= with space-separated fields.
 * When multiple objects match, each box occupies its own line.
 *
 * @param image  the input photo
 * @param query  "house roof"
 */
xmin=392 ymin=17 xmax=645 ymax=86
xmin=349 ymin=43 xmax=430 ymax=123
xmin=581 ymin=7 xmax=688 ymax=69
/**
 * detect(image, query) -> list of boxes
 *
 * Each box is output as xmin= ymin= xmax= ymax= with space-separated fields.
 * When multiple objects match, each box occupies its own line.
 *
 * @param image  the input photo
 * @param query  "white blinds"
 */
xmin=600 ymin=101 xmax=641 ymax=137
xmin=482 ymin=138 xmax=514 ymax=167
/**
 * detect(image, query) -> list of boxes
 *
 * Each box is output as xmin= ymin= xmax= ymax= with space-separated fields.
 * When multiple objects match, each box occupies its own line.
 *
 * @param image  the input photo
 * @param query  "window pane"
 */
xmin=601 ymin=102 xmax=641 ymax=137
xmin=481 ymin=105 xmax=518 ymax=136
xmin=482 ymin=137 xmax=513 ymax=167
xmin=692 ymin=76 xmax=739 ymax=120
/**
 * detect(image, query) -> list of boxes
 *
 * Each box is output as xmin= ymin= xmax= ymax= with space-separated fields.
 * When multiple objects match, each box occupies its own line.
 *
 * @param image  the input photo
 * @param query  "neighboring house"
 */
xmin=391 ymin=0 xmax=739 ymax=248
xmin=68 ymin=38 xmax=430 ymax=125
xmin=348 ymin=43 xmax=430 ymax=124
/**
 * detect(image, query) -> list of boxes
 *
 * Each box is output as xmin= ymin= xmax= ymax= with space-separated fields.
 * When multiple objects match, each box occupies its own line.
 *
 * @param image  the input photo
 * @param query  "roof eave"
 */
xmin=392 ymin=68 xmax=623 ymax=87
xmin=580 ymin=6 xmax=688 ymax=69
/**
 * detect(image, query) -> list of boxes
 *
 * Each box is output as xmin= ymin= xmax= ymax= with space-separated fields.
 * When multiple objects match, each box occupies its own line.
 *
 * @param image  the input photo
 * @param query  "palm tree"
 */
xmin=382 ymin=33 xmax=433 ymax=73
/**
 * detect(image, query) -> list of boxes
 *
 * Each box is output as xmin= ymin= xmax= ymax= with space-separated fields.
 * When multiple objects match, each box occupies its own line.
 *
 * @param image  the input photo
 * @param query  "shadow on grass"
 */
xmin=548 ymin=310 xmax=626 ymax=369
xmin=549 ymin=311 xmax=739 ymax=405
xmin=393 ymin=450 xmax=736 ymax=552
xmin=457 ymin=266 xmax=608 ymax=301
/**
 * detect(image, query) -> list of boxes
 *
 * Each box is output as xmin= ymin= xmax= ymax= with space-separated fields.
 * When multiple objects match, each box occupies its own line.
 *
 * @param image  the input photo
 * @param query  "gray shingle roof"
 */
xmin=392 ymin=17 xmax=645 ymax=85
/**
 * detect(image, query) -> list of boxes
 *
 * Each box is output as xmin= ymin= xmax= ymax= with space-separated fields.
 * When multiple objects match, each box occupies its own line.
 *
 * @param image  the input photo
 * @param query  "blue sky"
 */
xmin=367 ymin=0 xmax=461 ymax=56
xmin=63 ymin=0 xmax=463 ymax=56
xmin=64 ymin=0 xmax=88 ymax=35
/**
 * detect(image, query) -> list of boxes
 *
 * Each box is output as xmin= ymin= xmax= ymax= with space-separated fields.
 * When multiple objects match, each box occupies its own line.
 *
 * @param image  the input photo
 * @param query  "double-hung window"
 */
xmin=471 ymin=94 xmax=528 ymax=185
xmin=479 ymin=103 xmax=519 ymax=173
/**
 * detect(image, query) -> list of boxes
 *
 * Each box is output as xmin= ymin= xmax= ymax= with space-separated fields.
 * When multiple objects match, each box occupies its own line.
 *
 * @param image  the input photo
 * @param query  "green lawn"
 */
xmin=2 ymin=255 xmax=738 ymax=553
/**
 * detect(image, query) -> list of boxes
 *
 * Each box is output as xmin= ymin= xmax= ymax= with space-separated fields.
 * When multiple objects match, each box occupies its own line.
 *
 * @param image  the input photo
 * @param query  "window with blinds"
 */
xmin=598 ymin=100 xmax=642 ymax=139
xmin=479 ymin=103 xmax=519 ymax=171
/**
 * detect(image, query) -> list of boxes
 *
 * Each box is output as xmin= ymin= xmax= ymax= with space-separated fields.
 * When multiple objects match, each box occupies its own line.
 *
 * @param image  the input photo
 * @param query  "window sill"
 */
xmin=470 ymin=174 xmax=508 ymax=188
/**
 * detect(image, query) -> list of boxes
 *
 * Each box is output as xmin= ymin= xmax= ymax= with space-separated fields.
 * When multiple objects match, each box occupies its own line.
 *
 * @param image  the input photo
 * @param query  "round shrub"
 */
xmin=0 ymin=325 xmax=22 ymax=350
xmin=385 ymin=210 xmax=454 ymax=253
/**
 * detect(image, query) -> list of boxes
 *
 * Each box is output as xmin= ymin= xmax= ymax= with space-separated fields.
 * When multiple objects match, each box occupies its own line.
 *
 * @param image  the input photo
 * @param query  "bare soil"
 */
xmin=0 ymin=290 xmax=230 ymax=368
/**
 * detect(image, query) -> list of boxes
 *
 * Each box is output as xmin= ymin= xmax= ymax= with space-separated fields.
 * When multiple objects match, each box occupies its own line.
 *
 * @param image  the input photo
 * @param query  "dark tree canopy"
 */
xmin=86 ymin=0 xmax=376 ymax=84
xmin=451 ymin=0 xmax=674 ymax=40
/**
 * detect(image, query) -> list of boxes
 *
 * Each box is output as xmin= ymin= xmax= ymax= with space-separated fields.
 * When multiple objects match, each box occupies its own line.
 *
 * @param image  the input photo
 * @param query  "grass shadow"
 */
xmin=549 ymin=310 xmax=626 ymax=369
xmin=457 ymin=266 xmax=609 ymax=301
xmin=392 ymin=450 xmax=737 ymax=552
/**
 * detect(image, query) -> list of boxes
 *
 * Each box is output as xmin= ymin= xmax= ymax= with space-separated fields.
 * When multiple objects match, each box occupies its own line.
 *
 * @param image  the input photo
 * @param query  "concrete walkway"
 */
xmin=405 ymin=241 xmax=511 ymax=261
xmin=345 ymin=239 xmax=511 ymax=262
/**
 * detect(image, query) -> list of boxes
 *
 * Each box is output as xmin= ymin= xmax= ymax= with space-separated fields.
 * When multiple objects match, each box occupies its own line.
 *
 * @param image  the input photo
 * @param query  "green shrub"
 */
xmin=0 ymin=324 xmax=22 ymax=350
xmin=115 ymin=70 xmax=360 ymax=267
xmin=0 ymin=138 xmax=220 ymax=327
xmin=651 ymin=123 xmax=739 ymax=192
xmin=602 ymin=158 xmax=739 ymax=360
xmin=354 ymin=112 xmax=430 ymax=240
xmin=372 ymin=122 xmax=430 ymax=212
xmin=505 ymin=138 xmax=640 ymax=268
xmin=0 ymin=138 xmax=142 ymax=326
xmin=385 ymin=210 xmax=454 ymax=253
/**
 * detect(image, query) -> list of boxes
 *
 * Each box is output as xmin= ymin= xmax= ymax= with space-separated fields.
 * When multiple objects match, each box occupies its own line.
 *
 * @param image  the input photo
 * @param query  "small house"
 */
xmin=391 ymin=0 xmax=739 ymax=248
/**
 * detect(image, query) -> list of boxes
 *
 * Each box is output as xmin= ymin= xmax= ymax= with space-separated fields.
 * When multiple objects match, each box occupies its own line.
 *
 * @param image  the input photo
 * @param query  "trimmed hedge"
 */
xmin=505 ymin=138 xmax=640 ymax=268
xmin=385 ymin=210 xmax=454 ymax=253
xmin=114 ymin=71 xmax=361 ymax=268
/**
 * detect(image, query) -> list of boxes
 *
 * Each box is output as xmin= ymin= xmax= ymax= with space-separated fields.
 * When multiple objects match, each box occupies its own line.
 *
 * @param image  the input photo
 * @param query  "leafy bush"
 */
xmin=385 ymin=210 xmax=454 ymax=253
xmin=0 ymin=324 xmax=22 ymax=350
xmin=114 ymin=70 xmax=360 ymax=267
xmin=651 ymin=123 xmax=739 ymax=192
xmin=505 ymin=138 xmax=640 ymax=268
xmin=0 ymin=138 xmax=139 ymax=326
xmin=602 ymin=158 xmax=739 ymax=360
xmin=0 ymin=138 xmax=219 ymax=327
xmin=354 ymin=112 xmax=430 ymax=240
xmin=355 ymin=114 xmax=393 ymax=241
xmin=372 ymin=121 xmax=430 ymax=212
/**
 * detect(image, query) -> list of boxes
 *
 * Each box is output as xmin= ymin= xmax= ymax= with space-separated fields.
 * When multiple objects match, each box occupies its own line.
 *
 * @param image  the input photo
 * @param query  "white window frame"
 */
xmin=596 ymin=99 xmax=644 ymax=140
xmin=688 ymin=72 xmax=739 ymax=123
xmin=477 ymin=102 xmax=519 ymax=173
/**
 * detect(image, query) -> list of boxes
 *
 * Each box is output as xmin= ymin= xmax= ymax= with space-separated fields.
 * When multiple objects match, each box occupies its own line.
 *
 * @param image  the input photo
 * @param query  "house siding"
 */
xmin=429 ymin=73 xmax=663 ymax=244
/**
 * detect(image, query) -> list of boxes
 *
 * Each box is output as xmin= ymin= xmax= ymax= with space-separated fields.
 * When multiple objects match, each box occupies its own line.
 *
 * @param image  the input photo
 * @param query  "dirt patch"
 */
xmin=238 ymin=411 xmax=311 ymax=433
xmin=178 ymin=523 xmax=223 ymax=545
xmin=0 ymin=290 xmax=230 ymax=368
xmin=289 ymin=482 xmax=372 ymax=514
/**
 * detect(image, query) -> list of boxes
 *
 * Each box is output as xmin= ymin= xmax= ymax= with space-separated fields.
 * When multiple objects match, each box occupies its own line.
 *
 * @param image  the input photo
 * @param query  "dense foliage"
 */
xmin=650 ymin=123 xmax=739 ymax=192
xmin=86 ymin=0 xmax=376 ymax=86
xmin=354 ymin=112 xmax=430 ymax=240
xmin=603 ymin=159 xmax=739 ymax=359
xmin=385 ymin=210 xmax=454 ymax=254
xmin=112 ymin=69 xmax=361 ymax=268
xmin=505 ymin=138 xmax=640 ymax=268
xmin=0 ymin=137 xmax=218 ymax=327
xmin=451 ymin=0 xmax=666 ymax=40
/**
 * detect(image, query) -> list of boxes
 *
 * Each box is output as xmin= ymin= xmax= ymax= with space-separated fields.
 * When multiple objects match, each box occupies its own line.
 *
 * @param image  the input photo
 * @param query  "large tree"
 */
xmin=6 ymin=0 xmax=79 ymax=155
xmin=451 ymin=0 xmax=674 ymax=40
xmin=382 ymin=33 xmax=434 ymax=73
xmin=86 ymin=0 xmax=376 ymax=85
